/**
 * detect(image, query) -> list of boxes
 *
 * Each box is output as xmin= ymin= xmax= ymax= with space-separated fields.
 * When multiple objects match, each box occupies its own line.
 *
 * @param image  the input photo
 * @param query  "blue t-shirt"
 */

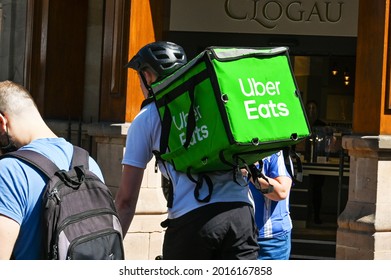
xmin=249 ymin=151 xmax=292 ymax=239
xmin=122 ymin=102 xmax=253 ymax=219
xmin=0 ymin=138 xmax=104 ymax=259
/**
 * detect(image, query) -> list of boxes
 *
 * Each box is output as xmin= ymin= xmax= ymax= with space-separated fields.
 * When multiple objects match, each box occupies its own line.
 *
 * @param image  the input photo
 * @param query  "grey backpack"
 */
xmin=3 ymin=146 xmax=124 ymax=260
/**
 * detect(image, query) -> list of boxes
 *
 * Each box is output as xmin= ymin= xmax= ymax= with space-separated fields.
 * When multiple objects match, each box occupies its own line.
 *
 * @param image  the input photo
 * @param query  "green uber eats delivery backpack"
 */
xmin=147 ymin=46 xmax=310 ymax=206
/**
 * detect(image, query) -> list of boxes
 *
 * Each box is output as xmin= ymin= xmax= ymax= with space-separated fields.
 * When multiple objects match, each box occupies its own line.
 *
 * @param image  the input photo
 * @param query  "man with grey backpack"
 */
xmin=0 ymin=81 xmax=124 ymax=260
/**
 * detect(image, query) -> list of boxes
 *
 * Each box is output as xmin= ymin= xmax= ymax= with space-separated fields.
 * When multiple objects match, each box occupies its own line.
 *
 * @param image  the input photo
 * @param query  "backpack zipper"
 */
xmin=56 ymin=208 xmax=120 ymax=234
xmin=47 ymin=176 xmax=116 ymax=208
xmin=51 ymin=208 xmax=120 ymax=259
xmin=66 ymin=228 xmax=123 ymax=260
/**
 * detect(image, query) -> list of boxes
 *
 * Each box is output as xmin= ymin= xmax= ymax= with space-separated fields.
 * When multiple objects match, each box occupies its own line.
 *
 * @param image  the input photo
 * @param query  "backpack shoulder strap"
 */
xmin=1 ymin=150 xmax=60 ymax=178
xmin=71 ymin=145 xmax=89 ymax=169
xmin=140 ymin=97 xmax=155 ymax=109
xmin=282 ymin=147 xmax=303 ymax=183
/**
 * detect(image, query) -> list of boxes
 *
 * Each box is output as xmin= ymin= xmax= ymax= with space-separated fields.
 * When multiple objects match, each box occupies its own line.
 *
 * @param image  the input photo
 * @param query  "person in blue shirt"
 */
xmin=0 ymin=80 xmax=104 ymax=259
xmin=244 ymin=151 xmax=293 ymax=260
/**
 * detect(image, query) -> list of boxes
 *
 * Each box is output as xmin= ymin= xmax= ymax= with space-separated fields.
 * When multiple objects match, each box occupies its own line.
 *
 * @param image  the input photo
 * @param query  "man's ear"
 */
xmin=142 ymin=70 xmax=154 ymax=85
xmin=138 ymin=70 xmax=155 ymax=98
xmin=0 ymin=113 xmax=7 ymax=132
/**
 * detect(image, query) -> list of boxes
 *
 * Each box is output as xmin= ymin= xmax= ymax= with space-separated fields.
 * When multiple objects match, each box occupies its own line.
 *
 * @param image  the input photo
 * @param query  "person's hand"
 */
xmin=240 ymin=168 xmax=249 ymax=178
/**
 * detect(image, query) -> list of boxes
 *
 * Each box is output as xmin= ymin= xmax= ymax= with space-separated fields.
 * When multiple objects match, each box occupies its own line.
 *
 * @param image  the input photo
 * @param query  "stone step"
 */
xmin=290 ymin=237 xmax=336 ymax=260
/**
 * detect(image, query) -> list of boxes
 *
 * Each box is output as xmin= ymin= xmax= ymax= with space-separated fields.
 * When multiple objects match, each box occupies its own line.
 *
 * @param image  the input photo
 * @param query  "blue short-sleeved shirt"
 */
xmin=249 ymin=151 xmax=292 ymax=238
xmin=0 ymin=138 xmax=104 ymax=259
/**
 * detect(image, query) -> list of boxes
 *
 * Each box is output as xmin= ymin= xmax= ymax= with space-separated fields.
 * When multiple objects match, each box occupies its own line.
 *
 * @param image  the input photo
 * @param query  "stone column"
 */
xmin=337 ymin=135 xmax=391 ymax=259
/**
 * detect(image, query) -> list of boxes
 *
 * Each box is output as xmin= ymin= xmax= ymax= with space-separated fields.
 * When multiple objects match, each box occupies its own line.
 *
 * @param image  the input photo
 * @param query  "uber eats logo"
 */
xmin=170 ymin=75 xmax=292 ymax=148
xmin=239 ymin=78 xmax=290 ymax=119
xmin=172 ymin=105 xmax=209 ymax=147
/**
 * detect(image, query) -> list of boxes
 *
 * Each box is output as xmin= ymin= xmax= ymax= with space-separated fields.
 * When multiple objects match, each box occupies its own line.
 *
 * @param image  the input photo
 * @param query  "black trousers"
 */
xmin=162 ymin=202 xmax=259 ymax=260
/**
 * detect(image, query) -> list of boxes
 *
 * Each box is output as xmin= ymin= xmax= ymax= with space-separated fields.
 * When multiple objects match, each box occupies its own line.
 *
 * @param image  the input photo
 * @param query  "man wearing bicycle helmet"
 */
xmin=115 ymin=41 xmax=258 ymax=260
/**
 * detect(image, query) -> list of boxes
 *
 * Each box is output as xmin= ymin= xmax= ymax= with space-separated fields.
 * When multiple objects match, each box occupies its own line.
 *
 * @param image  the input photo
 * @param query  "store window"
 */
xmin=293 ymin=55 xmax=355 ymax=126
xmin=292 ymin=55 xmax=354 ymax=164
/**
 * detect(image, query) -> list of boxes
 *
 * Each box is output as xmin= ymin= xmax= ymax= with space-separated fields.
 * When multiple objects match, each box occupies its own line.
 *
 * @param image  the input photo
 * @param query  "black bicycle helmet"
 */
xmin=126 ymin=41 xmax=187 ymax=79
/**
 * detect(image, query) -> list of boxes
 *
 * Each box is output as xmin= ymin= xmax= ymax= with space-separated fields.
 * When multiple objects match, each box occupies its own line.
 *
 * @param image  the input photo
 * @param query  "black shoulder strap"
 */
xmin=0 ymin=146 xmax=90 ymax=177
xmin=1 ymin=150 xmax=60 ymax=179
xmin=71 ymin=145 xmax=89 ymax=169
xmin=140 ymin=96 xmax=155 ymax=109
xmin=282 ymin=147 xmax=303 ymax=183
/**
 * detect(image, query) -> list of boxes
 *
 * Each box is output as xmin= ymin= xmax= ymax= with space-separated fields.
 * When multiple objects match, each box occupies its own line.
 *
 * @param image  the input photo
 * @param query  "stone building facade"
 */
xmin=1 ymin=0 xmax=391 ymax=260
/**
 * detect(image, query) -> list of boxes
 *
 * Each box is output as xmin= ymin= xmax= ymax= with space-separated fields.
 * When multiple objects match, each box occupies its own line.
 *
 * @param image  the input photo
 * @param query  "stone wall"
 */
xmin=336 ymin=135 xmax=391 ymax=259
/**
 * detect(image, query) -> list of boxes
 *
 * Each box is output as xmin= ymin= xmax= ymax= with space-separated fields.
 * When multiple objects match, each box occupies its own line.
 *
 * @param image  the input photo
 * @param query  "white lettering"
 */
xmin=201 ymin=125 xmax=209 ymax=139
xmin=278 ymin=103 xmax=289 ymax=116
xmin=172 ymin=111 xmax=187 ymax=130
xmin=244 ymin=100 xmax=290 ymax=119
xmin=240 ymin=78 xmax=290 ymax=119
xmin=258 ymin=103 xmax=272 ymax=118
xmin=179 ymin=132 xmax=186 ymax=146
xmin=239 ymin=79 xmax=282 ymax=97
xmin=244 ymin=100 xmax=259 ymax=119
xmin=266 ymin=81 xmax=281 ymax=95
xmin=252 ymin=78 xmax=266 ymax=96
xmin=172 ymin=106 xmax=203 ymax=131
xmin=179 ymin=125 xmax=209 ymax=147
xmin=268 ymin=100 xmax=280 ymax=117
xmin=239 ymin=78 xmax=254 ymax=97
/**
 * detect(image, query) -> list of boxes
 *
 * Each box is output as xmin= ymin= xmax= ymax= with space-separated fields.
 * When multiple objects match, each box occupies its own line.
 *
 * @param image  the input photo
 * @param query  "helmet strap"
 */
xmin=139 ymin=71 xmax=154 ymax=98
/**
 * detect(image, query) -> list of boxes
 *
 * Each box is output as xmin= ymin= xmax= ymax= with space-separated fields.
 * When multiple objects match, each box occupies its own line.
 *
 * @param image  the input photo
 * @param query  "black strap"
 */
xmin=154 ymin=70 xmax=209 ymax=108
xmin=0 ymin=146 xmax=90 ymax=178
xmin=183 ymin=86 xmax=196 ymax=149
xmin=153 ymin=150 xmax=174 ymax=208
xmin=1 ymin=150 xmax=60 ymax=178
xmin=71 ymin=146 xmax=89 ymax=169
xmin=159 ymin=103 xmax=172 ymax=154
xmin=186 ymin=171 xmax=213 ymax=203
xmin=140 ymin=97 xmax=154 ymax=109
xmin=282 ymin=147 xmax=303 ymax=183
xmin=156 ymin=70 xmax=209 ymax=153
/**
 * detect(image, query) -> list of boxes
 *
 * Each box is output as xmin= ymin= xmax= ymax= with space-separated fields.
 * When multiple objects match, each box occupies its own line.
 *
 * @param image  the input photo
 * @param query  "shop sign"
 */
xmin=170 ymin=0 xmax=358 ymax=37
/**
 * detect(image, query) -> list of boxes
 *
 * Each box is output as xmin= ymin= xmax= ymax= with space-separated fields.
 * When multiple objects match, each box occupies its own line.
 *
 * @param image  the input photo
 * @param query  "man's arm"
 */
xmin=0 ymin=214 xmax=20 ymax=259
xmin=242 ymin=164 xmax=292 ymax=201
xmin=256 ymin=175 xmax=292 ymax=201
xmin=115 ymin=164 xmax=145 ymax=237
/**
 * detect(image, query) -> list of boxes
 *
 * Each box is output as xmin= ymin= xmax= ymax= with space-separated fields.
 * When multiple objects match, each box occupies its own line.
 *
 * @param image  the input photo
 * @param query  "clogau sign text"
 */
xmin=170 ymin=0 xmax=358 ymax=37
xmin=225 ymin=0 xmax=344 ymax=29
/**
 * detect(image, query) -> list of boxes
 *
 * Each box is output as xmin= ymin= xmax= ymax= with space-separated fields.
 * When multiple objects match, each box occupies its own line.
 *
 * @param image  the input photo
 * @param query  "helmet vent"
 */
xmin=162 ymin=62 xmax=174 ymax=69
xmin=174 ymin=53 xmax=184 ymax=59
xmin=156 ymin=54 xmax=170 ymax=60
